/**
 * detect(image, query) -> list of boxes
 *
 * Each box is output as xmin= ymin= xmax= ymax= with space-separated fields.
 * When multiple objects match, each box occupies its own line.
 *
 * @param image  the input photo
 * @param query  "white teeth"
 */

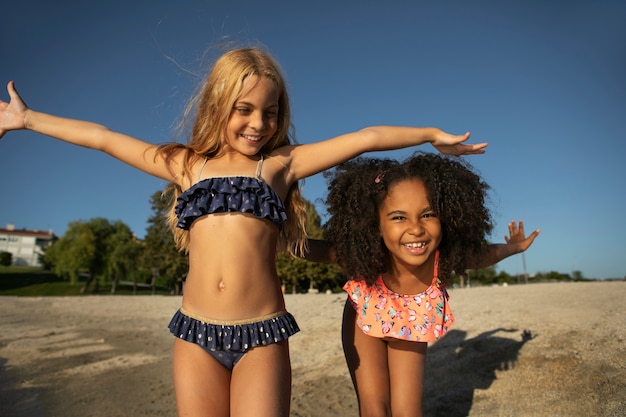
xmin=404 ymin=242 xmax=425 ymax=249
xmin=242 ymin=134 xmax=261 ymax=142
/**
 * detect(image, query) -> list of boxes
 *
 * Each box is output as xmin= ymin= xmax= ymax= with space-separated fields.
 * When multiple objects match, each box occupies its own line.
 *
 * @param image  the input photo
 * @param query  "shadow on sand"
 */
xmin=423 ymin=328 xmax=535 ymax=417
xmin=0 ymin=356 xmax=47 ymax=417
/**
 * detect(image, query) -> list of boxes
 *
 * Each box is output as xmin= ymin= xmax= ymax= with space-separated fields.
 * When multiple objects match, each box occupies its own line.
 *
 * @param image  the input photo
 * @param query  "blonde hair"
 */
xmin=158 ymin=47 xmax=308 ymax=256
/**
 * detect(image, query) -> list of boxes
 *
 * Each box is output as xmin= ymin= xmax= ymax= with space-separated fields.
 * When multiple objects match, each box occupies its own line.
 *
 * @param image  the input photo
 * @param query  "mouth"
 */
xmin=403 ymin=241 xmax=428 ymax=254
xmin=240 ymin=133 xmax=263 ymax=143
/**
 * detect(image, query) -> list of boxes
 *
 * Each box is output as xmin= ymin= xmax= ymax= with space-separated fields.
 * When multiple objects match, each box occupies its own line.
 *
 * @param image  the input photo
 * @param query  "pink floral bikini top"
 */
xmin=343 ymin=251 xmax=455 ymax=342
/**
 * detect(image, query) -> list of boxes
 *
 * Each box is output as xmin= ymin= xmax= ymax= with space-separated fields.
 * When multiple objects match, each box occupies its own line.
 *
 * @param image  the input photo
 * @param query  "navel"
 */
xmin=218 ymin=280 xmax=226 ymax=291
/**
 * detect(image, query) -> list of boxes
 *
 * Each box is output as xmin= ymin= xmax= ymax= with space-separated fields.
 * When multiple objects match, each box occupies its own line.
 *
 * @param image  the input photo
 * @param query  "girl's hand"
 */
xmin=504 ymin=220 xmax=540 ymax=254
xmin=431 ymin=131 xmax=488 ymax=156
xmin=0 ymin=81 xmax=28 ymax=139
xmin=470 ymin=220 xmax=540 ymax=269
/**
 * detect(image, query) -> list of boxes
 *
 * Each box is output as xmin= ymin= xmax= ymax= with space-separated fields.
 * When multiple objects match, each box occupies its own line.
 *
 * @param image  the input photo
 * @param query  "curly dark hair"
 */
xmin=323 ymin=152 xmax=492 ymax=286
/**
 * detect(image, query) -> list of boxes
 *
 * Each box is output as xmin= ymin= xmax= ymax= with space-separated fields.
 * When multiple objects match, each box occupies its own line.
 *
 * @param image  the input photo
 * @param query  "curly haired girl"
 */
xmin=318 ymin=152 xmax=539 ymax=417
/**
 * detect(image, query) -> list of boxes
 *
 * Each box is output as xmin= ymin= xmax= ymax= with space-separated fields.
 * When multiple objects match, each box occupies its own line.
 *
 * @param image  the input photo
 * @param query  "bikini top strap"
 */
xmin=255 ymin=155 xmax=265 ymax=180
xmin=196 ymin=156 xmax=263 ymax=181
xmin=432 ymin=250 xmax=440 ymax=286
xmin=197 ymin=158 xmax=209 ymax=182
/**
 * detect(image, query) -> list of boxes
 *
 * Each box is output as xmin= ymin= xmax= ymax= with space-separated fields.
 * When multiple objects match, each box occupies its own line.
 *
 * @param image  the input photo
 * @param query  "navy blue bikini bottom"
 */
xmin=168 ymin=307 xmax=300 ymax=370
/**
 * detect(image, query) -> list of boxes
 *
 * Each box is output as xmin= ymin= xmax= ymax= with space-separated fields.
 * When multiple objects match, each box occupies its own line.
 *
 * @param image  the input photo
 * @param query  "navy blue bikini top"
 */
xmin=175 ymin=156 xmax=287 ymax=230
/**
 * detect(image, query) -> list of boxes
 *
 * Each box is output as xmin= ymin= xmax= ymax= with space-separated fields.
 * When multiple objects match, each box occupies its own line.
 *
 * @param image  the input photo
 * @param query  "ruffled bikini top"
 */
xmin=343 ymin=251 xmax=455 ymax=342
xmin=175 ymin=155 xmax=287 ymax=230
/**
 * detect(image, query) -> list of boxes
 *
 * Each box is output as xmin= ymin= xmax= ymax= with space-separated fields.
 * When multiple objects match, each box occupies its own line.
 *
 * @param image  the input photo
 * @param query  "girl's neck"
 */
xmin=214 ymin=148 xmax=261 ymax=161
xmin=383 ymin=251 xmax=439 ymax=294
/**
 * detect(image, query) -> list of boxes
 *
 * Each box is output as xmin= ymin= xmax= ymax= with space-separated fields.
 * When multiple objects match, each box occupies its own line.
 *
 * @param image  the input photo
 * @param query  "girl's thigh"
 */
xmin=342 ymin=301 xmax=392 ymax=416
xmin=230 ymin=340 xmax=292 ymax=417
xmin=387 ymin=339 xmax=427 ymax=417
xmin=172 ymin=338 xmax=232 ymax=417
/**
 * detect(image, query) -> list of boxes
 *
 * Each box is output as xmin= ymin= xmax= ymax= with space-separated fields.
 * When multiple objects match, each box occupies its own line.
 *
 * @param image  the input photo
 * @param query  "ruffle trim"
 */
xmin=175 ymin=176 xmax=287 ymax=230
xmin=343 ymin=277 xmax=455 ymax=342
xmin=168 ymin=309 xmax=300 ymax=351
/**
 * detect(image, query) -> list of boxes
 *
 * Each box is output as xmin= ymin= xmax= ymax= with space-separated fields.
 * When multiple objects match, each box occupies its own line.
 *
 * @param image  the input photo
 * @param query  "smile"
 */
xmin=403 ymin=242 xmax=426 ymax=249
xmin=241 ymin=133 xmax=263 ymax=142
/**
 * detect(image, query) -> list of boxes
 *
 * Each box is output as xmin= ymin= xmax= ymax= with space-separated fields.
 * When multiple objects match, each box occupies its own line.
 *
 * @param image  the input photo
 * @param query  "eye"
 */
xmin=391 ymin=215 xmax=406 ymax=221
xmin=264 ymin=109 xmax=278 ymax=118
xmin=235 ymin=107 xmax=251 ymax=115
xmin=422 ymin=212 xmax=437 ymax=219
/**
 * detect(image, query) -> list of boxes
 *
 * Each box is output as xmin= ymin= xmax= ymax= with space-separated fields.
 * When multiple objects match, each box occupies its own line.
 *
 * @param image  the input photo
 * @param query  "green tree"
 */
xmin=465 ymin=265 xmax=497 ymax=286
xmin=44 ymin=220 xmax=96 ymax=286
xmin=496 ymin=270 xmax=514 ymax=285
xmin=78 ymin=218 xmax=123 ymax=293
xmin=106 ymin=221 xmax=143 ymax=294
xmin=43 ymin=218 xmax=140 ymax=293
xmin=539 ymin=270 xmax=572 ymax=281
xmin=0 ymin=251 xmax=12 ymax=266
xmin=140 ymin=189 xmax=188 ymax=294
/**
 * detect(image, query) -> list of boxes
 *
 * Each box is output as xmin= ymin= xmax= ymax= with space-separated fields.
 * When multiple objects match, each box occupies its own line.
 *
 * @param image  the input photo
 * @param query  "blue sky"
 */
xmin=1 ymin=1 xmax=625 ymax=279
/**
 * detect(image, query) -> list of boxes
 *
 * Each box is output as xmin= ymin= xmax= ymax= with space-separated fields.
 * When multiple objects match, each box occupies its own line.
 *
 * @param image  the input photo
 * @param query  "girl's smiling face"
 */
xmin=378 ymin=179 xmax=442 ymax=279
xmin=225 ymin=75 xmax=279 ymax=156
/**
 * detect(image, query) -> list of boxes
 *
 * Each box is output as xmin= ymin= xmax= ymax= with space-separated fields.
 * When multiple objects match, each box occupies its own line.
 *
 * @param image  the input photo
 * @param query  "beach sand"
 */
xmin=1 ymin=281 xmax=624 ymax=417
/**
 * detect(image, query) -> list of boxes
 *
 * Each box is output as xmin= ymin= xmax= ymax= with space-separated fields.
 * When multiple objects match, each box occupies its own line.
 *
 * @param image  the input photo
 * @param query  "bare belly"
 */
xmin=180 ymin=214 xmax=286 ymax=320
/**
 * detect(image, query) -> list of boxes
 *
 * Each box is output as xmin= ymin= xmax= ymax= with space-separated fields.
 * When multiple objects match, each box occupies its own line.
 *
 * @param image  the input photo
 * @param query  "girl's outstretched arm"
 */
xmin=0 ymin=81 xmax=182 ymax=182
xmin=469 ymin=220 xmax=540 ymax=270
xmin=283 ymin=126 xmax=487 ymax=182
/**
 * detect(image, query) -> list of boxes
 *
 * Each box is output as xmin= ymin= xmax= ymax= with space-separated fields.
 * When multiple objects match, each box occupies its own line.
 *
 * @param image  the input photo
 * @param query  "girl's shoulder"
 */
xmin=266 ymin=144 xmax=297 ymax=161
xmin=157 ymin=145 xmax=205 ymax=189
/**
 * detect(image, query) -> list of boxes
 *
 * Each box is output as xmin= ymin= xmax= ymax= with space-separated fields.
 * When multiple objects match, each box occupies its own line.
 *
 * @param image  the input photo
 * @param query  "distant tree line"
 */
xmin=453 ymin=266 xmax=590 ymax=288
xmin=37 ymin=190 xmax=593 ymax=294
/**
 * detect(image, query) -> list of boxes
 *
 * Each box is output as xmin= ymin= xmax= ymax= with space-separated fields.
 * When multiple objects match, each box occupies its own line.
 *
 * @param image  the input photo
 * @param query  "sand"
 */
xmin=0 ymin=281 xmax=624 ymax=417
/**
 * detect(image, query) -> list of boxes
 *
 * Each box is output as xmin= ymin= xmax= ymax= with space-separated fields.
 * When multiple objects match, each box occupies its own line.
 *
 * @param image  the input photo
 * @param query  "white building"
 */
xmin=0 ymin=224 xmax=57 ymax=267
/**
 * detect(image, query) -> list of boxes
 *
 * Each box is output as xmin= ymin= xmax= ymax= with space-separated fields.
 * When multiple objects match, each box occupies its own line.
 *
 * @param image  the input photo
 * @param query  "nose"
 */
xmin=408 ymin=220 xmax=425 ymax=236
xmin=249 ymin=110 xmax=266 ymax=131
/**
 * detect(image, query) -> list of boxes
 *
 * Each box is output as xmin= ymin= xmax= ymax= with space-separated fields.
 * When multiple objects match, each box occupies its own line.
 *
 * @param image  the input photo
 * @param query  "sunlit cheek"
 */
xmin=267 ymin=119 xmax=278 ymax=135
